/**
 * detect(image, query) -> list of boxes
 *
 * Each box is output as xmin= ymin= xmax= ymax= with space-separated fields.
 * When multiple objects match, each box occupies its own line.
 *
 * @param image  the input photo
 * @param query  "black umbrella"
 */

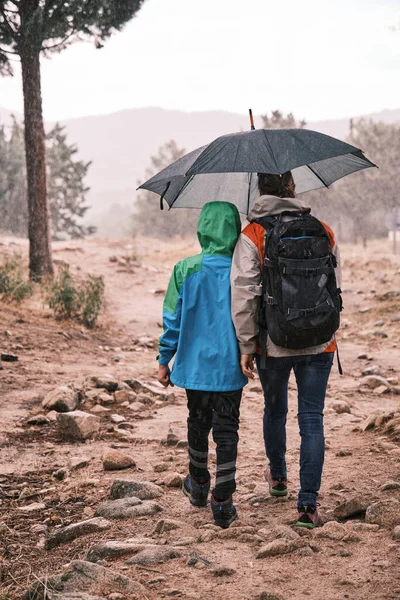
xmin=138 ymin=127 xmax=376 ymax=215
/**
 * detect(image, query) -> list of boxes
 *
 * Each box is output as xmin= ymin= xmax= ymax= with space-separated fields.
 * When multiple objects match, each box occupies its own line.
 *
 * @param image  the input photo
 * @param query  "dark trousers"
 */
xmin=186 ymin=388 xmax=242 ymax=501
xmin=256 ymin=352 xmax=333 ymax=508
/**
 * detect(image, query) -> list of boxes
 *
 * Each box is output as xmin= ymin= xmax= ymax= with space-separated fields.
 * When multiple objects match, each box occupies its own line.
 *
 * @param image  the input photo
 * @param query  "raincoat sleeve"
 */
xmin=230 ymin=233 xmax=262 ymax=354
xmin=158 ymin=263 xmax=183 ymax=366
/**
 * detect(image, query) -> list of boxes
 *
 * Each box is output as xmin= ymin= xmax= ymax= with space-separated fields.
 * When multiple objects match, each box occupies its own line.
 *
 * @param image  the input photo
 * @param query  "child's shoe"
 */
xmin=182 ymin=474 xmax=210 ymax=507
xmin=210 ymin=495 xmax=237 ymax=529
xmin=264 ymin=467 xmax=288 ymax=497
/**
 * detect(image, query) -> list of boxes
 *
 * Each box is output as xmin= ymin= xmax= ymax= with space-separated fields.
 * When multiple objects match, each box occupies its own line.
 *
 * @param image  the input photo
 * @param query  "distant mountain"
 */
xmin=1 ymin=105 xmax=400 ymax=235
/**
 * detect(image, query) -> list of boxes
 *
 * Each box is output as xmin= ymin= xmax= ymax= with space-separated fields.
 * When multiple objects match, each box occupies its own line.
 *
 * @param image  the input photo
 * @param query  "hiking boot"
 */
xmin=264 ymin=467 xmax=288 ymax=497
xmin=296 ymin=505 xmax=322 ymax=529
xmin=182 ymin=474 xmax=210 ymax=507
xmin=210 ymin=496 xmax=237 ymax=529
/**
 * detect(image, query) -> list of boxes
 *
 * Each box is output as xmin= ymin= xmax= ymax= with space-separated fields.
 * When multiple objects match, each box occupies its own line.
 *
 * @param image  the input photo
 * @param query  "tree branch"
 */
xmin=0 ymin=7 xmax=18 ymax=40
xmin=0 ymin=45 xmax=19 ymax=54
xmin=41 ymin=29 xmax=77 ymax=51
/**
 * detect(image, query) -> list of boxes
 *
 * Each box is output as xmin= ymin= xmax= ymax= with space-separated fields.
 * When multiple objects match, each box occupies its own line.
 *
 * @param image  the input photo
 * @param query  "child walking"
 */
xmin=157 ymin=202 xmax=247 ymax=528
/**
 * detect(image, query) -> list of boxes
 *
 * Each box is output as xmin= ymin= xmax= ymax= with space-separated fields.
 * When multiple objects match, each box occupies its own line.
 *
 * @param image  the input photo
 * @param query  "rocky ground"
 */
xmin=0 ymin=236 xmax=400 ymax=600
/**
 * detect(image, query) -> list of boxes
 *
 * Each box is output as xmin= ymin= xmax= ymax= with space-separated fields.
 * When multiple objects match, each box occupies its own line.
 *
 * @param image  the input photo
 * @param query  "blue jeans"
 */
xmin=256 ymin=352 xmax=334 ymax=508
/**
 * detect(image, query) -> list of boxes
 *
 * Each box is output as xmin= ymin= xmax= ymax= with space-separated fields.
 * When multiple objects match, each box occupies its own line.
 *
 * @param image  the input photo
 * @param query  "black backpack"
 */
xmin=255 ymin=210 xmax=342 ymax=354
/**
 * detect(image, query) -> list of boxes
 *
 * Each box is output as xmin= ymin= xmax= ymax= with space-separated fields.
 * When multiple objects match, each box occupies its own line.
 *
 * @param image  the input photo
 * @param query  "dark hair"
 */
xmin=257 ymin=172 xmax=296 ymax=198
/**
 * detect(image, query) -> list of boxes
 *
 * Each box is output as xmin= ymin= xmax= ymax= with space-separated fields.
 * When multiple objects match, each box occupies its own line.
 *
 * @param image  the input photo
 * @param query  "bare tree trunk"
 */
xmin=20 ymin=50 xmax=54 ymax=280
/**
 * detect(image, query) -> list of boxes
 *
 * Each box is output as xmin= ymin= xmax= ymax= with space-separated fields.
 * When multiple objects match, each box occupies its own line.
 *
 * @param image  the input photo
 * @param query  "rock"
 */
xmin=314 ymin=521 xmax=347 ymax=540
xmin=330 ymin=400 xmax=351 ymax=414
xmin=257 ymin=525 xmax=299 ymax=543
xmin=348 ymin=522 xmax=379 ymax=532
xmin=110 ymin=479 xmax=163 ymax=500
xmin=114 ymin=390 xmax=137 ymax=403
xmin=210 ymin=566 xmax=236 ymax=576
xmin=153 ymin=463 xmax=169 ymax=473
xmin=89 ymin=374 xmax=119 ymax=392
xmin=373 ymin=330 xmax=388 ymax=338
xmin=53 ymin=467 xmax=68 ymax=481
xmin=163 ymin=472 xmax=185 ymax=487
xmin=102 ymin=449 xmax=136 ymax=471
xmin=342 ymin=532 xmax=362 ymax=543
xmin=42 ymin=386 xmax=79 ymax=412
xmin=383 ymin=417 xmax=400 ymax=433
xmin=45 ymin=517 xmax=112 ymax=550
xmin=362 ymin=364 xmax=381 ymax=375
xmin=375 ymin=413 xmax=394 ymax=427
xmin=125 ymin=546 xmax=181 ymax=565
xmin=18 ymin=502 xmax=46 ymax=512
xmin=256 ymin=539 xmax=302 ymax=558
xmin=166 ymin=428 xmax=180 ymax=446
xmin=381 ymin=481 xmax=400 ymax=491
xmin=359 ymin=375 xmax=390 ymax=389
xmin=363 ymin=413 xmax=381 ymax=431
xmin=31 ymin=523 xmax=48 ymax=534
xmin=1 ymin=352 xmax=18 ymax=361
xmin=27 ymin=414 xmax=50 ymax=426
xmin=154 ymin=519 xmax=183 ymax=534
xmin=197 ymin=531 xmax=217 ymax=543
xmin=392 ymin=526 xmax=400 ymax=540
xmin=125 ymin=379 xmax=175 ymax=402
xmin=186 ymin=551 xmax=212 ymax=568
xmin=70 ymin=457 xmax=90 ymax=470
xmin=110 ymin=414 xmax=126 ymax=424
xmin=258 ymin=593 xmax=284 ymax=600
xmin=89 ymin=404 xmax=110 ymax=414
xmin=95 ymin=497 xmax=163 ymax=519
xmin=136 ymin=393 xmax=154 ymax=406
xmin=333 ymin=497 xmax=369 ymax=520
xmin=59 ymin=560 xmax=145 ymax=596
xmin=374 ymin=385 xmax=390 ymax=395
xmin=57 ymin=411 xmax=100 ymax=441
xmin=171 ymin=537 xmax=197 ymax=546
xmin=365 ymin=499 xmax=400 ymax=527
xmin=87 ymin=539 xmax=153 ymax=562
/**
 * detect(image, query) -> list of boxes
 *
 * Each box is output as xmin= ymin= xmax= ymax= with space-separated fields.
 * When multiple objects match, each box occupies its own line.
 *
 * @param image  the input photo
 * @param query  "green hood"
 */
xmin=197 ymin=201 xmax=241 ymax=257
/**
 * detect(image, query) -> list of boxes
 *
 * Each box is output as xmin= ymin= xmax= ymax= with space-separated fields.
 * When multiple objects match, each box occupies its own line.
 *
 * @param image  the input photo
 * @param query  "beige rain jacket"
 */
xmin=230 ymin=195 xmax=342 ymax=358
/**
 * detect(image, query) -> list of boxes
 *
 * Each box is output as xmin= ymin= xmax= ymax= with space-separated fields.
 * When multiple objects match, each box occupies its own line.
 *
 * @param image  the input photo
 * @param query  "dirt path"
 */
xmin=1 ymin=237 xmax=400 ymax=600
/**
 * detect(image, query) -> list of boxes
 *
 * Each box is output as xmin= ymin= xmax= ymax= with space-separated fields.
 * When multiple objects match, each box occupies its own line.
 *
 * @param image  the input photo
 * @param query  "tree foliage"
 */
xmin=308 ymin=119 xmax=399 ymax=246
xmin=261 ymin=110 xmax=307 ymax=129
xmin=0 ymin=0 xmax=146 ymax=72
xmin=134 ymin=140 xmax=200 ymax=239
xmin=0 ymin=120 xmax=95 ymax=239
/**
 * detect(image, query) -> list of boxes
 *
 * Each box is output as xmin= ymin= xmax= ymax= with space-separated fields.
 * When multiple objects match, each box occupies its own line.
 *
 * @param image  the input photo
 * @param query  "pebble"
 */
xmin=114 ymin=389 xmax=137 ymax=403
xmin=366 ymin=499 xmax=400 ymax=527
xmin=87 ymin=539 xmax=153 ymax=562
xmin=110 ymin=414 xmax=126 ymax=424
xmin=392 ymin=525 xmax=400 ymax=540
xmin=154 ymin=519 xmax=183 ymax=534
xmin=110 ymin=479 xmax=163 ymax=501
xmin=27 ymin=414 xmax=50 ymax=426
xmin=17 ymin=502 xmax=46 ymax=512
xmin=57 ymin=411 xmax=100 ymax=441
xmin=210 ymin=566 xmax=236 ymax=576
xmin=70 ymin=456 xmax=90 ymax=470
xmin=359 ymin=375 xmax=391 ymax=389
xmin=330 ymin=400 xmax=351 ymax=414
xmin=125 ymin=546 xmax=181 ymax=565
xmin=102 ymin=449 xmax=136 ymax=471
xmin=90 ymin=374 xmax=119 ymax=392
xmin=256 ymin=539 xmax=302 ymax=558
xmin=163 ymin=472 xmax=185 ymax=488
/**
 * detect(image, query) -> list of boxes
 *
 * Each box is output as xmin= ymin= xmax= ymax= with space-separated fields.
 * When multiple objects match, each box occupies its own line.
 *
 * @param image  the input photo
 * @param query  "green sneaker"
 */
xmin=264 ymin=467 xmax=288 ymax=497
xmin=296 ymin=505 xmax=322 ymax=529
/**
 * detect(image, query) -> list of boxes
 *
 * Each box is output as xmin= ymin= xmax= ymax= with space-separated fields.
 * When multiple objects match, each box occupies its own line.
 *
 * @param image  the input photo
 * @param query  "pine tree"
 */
xmin=0 ymin=0 xmax=146 ymax=279
xmin=135 ymin=140 xmax=200 ymax=239
xmin=261 ymin=110 xmax=307 ymax=129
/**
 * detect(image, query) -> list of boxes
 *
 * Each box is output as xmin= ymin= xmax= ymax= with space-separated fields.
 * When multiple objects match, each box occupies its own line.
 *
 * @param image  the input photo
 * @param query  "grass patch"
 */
xmin=0 ymin=254 xmax=32 ymax=302
xmin=47 ymin=264 xmax=104 ymax=328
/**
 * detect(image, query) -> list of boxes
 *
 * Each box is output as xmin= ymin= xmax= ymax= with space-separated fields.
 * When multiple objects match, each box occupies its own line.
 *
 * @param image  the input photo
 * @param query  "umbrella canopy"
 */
xmin=138 ymin=128 xmax=376 ymax=215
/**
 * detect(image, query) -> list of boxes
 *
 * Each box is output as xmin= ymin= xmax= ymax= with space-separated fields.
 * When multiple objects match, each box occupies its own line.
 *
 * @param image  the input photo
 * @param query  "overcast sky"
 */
xmin=0 ymin=0 xmax=399 ymax=122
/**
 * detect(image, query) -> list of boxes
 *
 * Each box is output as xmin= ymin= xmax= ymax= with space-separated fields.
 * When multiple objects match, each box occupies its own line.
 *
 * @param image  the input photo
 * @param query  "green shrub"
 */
xmin=0 ymin=254 xmax=32 ymax=302
xmin=48 ymin=264 xmax=104 ymax=328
